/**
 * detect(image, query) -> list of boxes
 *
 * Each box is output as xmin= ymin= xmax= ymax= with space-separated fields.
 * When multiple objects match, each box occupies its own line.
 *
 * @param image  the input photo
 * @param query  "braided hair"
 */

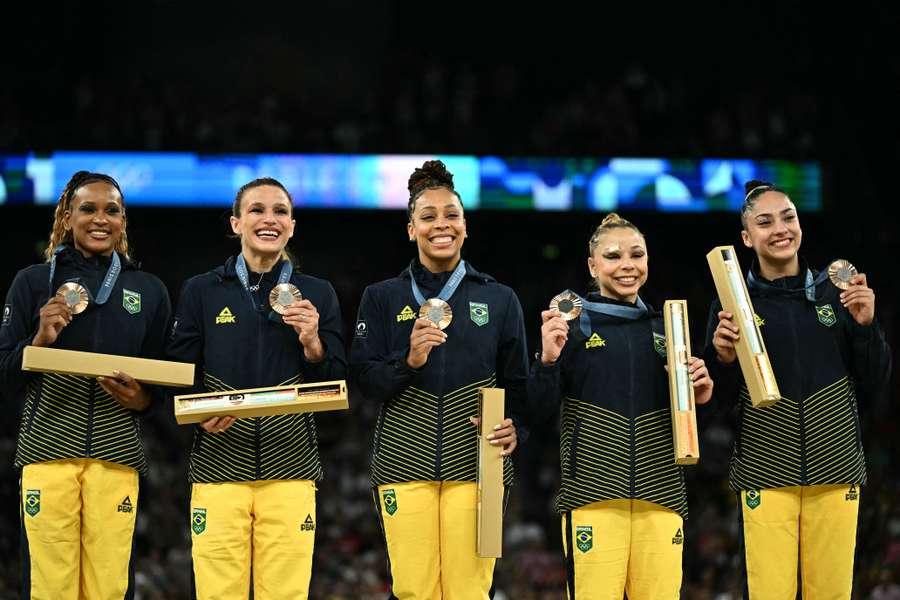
xmin=44 ymin=171 xmax=129 ymax=261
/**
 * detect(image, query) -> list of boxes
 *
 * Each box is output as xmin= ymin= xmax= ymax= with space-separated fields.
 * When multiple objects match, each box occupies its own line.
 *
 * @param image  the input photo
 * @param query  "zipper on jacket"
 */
xmin=794 ymin=303 xmax=806 ymax=485
xmin=435 ymin=345 xmax=446 ymax=480
xmin=627 ymin=327 xmax=636 ymax=497
xmin=570 ymin=418 xmax=582 ymax=478
xmin=86 ymin=379 xmax=95 ymax=457
xmin=254 ymin=301 xmax=264 ymax=480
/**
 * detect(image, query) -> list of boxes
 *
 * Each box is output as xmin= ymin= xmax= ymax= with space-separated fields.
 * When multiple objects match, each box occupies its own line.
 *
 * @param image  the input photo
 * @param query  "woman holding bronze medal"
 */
xmin=528 ymin=213 xmax=713 ymax=599
xmin=705 ymin=181 xmax=891 ymax=599
xmin=165 ymin=177 xmax=346 ymax=599
xmin=350 ymin=160 xmax=527 ymax=598
xmin=0 ymin=171 xmax=171 ymax=598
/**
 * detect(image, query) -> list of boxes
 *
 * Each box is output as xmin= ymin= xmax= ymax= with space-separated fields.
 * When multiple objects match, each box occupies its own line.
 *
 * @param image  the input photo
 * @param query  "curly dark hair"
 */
xmin=407 ymin=159 xmax=461 ymax=220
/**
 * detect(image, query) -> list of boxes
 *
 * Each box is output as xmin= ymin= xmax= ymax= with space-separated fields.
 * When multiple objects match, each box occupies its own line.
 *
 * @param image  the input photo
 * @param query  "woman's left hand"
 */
xmin=471 ymin=416 xmax=518 ymax=457
xmin=840 ymin=273 xmax=875 ymax=327
xmin=283 ymin=300 xmax=324 ymax=361
xmin=97 ymin=370 xmax=151 ymax=411
xmin=688 ymin=357 xmax=713 ymax=405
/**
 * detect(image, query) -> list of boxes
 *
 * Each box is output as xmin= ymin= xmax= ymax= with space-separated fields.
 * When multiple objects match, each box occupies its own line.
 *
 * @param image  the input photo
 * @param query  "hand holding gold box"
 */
xmin=663 ymin=300 xmax=700 ymax=465
xmin=476 ymin=387 xmax=505 ymax=558
xmin=22 ymin=346 xmax=194 ymax=387
xmin=173 ymin=380 xmax=348 ymax=424
xmin=706 ymin=246 xmax=780 ymax=407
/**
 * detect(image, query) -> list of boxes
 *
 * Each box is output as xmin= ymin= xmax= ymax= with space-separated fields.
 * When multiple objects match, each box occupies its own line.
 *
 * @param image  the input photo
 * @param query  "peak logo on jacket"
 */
xmin=396 ymin=305 xmax=416 ymax=323
xmin=585 ymin=333 xmax=606 ymax=349
xmin=215 ymin=307 xmax=236 ymax=324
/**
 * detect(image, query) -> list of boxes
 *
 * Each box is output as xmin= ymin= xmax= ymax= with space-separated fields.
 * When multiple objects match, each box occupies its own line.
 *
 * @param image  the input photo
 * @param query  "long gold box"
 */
xmin=706 ymin=246 xmax=780 ymax=407
xmin=476 ymin=387 xmax=505 ymax=558
xmin=663 ymin=300 xmax=700 ymax=465
xmin=22 ymin=345 xmax=194 ymax=387
xmin=173 ymin=380 xmax=348 ymax=424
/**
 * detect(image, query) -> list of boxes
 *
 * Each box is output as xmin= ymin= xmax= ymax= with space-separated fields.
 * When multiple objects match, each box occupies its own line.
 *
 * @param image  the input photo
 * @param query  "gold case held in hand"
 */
xmin=22 ymin=346 xmax=195 ymax=387
xmin=706 ymin=246 xmax=780 ymax=408
xmin=419 ymin=298 xmax=453 ymax=329
xmin=173 ymin=380 xmax=348 ymax=424
xmin=663 ymin=300 xmax=700 ymax=465
xmin=476 ymin=387 xmax=505 ymax=558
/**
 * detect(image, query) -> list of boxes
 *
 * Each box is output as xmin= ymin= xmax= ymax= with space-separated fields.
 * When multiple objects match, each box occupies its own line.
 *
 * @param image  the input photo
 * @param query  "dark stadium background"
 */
xmin=1 ymin=3 xmax=897 ymax=598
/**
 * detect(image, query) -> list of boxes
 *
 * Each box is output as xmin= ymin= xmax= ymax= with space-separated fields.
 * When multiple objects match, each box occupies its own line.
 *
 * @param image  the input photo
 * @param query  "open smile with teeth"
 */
xmin=256 ymin=230 xmax=280 ymax=240
xmin=771 ymin=238 xmax=792 ymax=248
xmin=615 ymin=276 xmax=639 ymax=285
xmin=88 ymin=230 xmax=110 ymax=239
xmin=430 ymin=235 xmax=455 ymax=246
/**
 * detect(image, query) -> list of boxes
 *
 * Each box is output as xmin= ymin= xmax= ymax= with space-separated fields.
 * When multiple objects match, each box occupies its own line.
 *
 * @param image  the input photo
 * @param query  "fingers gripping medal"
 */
xmin=269 ymin=284 xmax=303 ymax=315
xmin=419 ymin=299 xmax=453 ymax=330
xmin=549 ymin=291 xmax=583 ymax=321
xmin=828 ymin=259 xmax=858 ymax=290
xmin=56 ymin=282 xmax=90 ymax=314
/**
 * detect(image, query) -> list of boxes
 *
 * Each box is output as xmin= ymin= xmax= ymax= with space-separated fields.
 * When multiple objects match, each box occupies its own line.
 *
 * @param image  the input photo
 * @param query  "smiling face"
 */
xmin=230 ymin=185 xmax=295 ymax=259
xmin=587 ymin=228 xmax=648 ymax=303
xmin=407 ymin=187 xmax=466 ymax=272
xmin=64 ymin=181 xmax=125 ymax=257
xmin=741 ymin=191 xmax=802 ymax=271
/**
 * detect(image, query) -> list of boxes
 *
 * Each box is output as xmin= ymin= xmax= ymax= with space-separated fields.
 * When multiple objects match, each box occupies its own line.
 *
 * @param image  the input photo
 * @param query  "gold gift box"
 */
xmin=476 ymin=387 xmax=505 ymax=558
xmin=22 ymin=346 xmax=194 ymax=387
xmin=663 ymin=300 xmax=700 ymax=465
xmin=173 ymin=380 xmax=348 ymax=424
xmin=706 ymin=246 xmax=780 ymax=408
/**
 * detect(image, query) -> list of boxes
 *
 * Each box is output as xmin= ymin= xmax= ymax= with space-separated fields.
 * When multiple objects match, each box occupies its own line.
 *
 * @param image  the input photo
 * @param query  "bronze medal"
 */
xmin=56 ymin=282 xmax=90 ymax=315
xmin=827 ymin=259 xmax=857 ymax=290
xmin=549 ymin=291 xmax=583 ymax=321
xmin=269 ymin=284 xmax=303 ymax=315
xmin=419 ymin=298 xmax=453 ymax=330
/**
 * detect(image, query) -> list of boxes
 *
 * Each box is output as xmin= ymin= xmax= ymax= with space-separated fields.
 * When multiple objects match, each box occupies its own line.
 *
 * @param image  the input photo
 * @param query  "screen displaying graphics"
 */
xmin=0 ymin=152 xmax=821 ymax=211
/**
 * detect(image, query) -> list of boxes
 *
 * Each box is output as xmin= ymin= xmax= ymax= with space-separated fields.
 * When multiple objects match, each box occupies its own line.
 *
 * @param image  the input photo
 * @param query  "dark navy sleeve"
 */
xmin=350 ymin=285 xmax=418 ymax=403
xmin=526 ymin=359 xmax=564 ymax=427
xmin=300 ymin=281 xmax=347 ymax=382
xmin=165 ymin=277 xmax=206 ymax=395
xmin=843 ymin=313 xmax=892 ymax=406
xmin=0 ymin=269 xmax=40 ymax=399
xmin=131 ymin=277 xmax=173 ymax=414
xmin=495 ymin=288 xmax=529 ymax=435
xmin=701 ymin=299 xmax=741 ymax=416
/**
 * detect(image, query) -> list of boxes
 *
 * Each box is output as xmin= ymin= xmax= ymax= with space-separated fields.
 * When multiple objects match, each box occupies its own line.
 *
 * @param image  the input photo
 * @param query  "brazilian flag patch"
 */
xmin=653 ymin=332 xmax=667 ymax=358
xmin=816 ymin=304 xmax=836 ymax=327
xmin=383 ymin=489 xmax=398 ymax=516
xmin=192 ymin=508 xmax=207 ymax=535
xmin=123 ymin=289 xmax=142 ymax=315
xmin=745 ymin=489 xmax=761 ymax=510
xmin=24 ymin=489 xmax=40 ymax=517
xmin=575 ymin=525 xmax=593 ymax=553
xmin=469 ymin=302 xmax=489 ymax=326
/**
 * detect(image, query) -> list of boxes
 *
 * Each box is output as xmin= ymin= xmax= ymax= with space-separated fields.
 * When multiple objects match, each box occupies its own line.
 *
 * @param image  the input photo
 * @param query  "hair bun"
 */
xmin=600 ymin=212 xmax=625 ymax=227
xmin=744 ymin=179 xmax=772 ymax=195
xmin=408 ymin=159 xmax=455 ymax=195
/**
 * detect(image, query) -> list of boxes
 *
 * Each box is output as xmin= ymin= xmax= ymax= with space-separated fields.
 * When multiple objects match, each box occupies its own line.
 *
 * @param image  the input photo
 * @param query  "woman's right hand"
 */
xmin=201 ymin=416 xmax=236 ymax=433
xmin=540 ymin=309 xmax=569 ymax=365
xmin=406 ymin=317 xmax=447 ymax=369
xmin=31 ymin=297 xmax=73 ymax=347
xmin=712 ymin=311 xmax=739 ymax=364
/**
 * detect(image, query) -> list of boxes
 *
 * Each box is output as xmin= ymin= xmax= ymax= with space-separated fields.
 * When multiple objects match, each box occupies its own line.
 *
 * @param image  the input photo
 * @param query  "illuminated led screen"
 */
xmin=0 ymin=153 xmax=820 ymax=211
